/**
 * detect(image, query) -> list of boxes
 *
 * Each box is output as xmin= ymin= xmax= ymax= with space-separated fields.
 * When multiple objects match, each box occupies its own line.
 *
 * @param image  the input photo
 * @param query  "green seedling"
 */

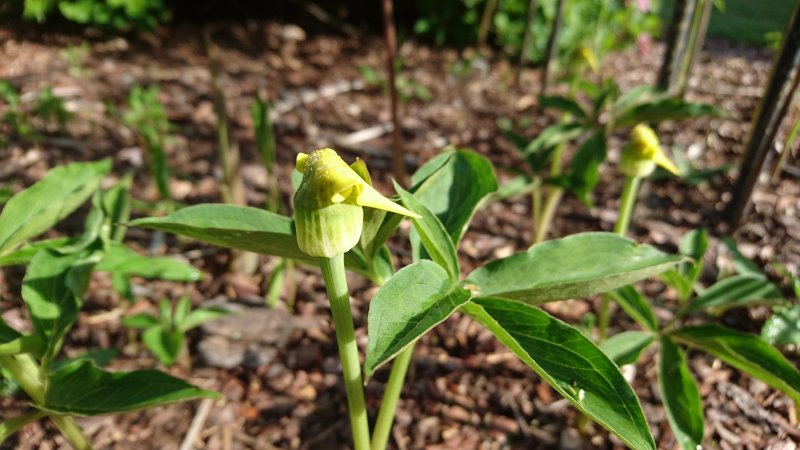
xmin=123 ymin=297 xmax=229 ymax=367
xmin=0 ymin=160 xmax=216 ymax=449
xmin=123 ymin=85 xmax=173 ymax=209
xmin=132 ymin=146 xmax=690 ymax=450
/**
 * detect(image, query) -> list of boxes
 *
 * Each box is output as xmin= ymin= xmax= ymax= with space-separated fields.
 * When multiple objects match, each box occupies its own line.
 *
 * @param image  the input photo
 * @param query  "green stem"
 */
xmin=319 ymin=254 xmax=371 ymax=450
xmin=371 ymin=345 xmax=413 ymax=450
xmin=533 ymin=187 xmax=564 ymax=243
xmin=614 ymin=176 xmax=641 ymax=236
xmin=50 ymin=415 xmax=92 ymax=450
xmin=0 ymin=355 xmax=92 ymax=449
xmin=599 ymin=176 xmax=642 ymax=341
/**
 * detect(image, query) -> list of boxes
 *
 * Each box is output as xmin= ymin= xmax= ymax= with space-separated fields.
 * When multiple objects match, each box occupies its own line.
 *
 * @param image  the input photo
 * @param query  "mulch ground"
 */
xmin=0 ymin=18 xmax=798 ymax=450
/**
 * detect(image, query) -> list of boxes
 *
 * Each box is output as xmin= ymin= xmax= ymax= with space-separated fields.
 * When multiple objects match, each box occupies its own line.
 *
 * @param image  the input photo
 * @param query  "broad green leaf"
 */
xmin=0 ymin=237 xmax=74 ymax=267
xmin=43 ymin=360 xmax=219 ymax=415
xmin=670 ymin=324 xmax=800 ymax=402
xmin=395 ymin=183 xmax=459 ymax=281
xmin=600 ymin=331 xmax=654 ymax=366
xmin=95 ymin=242 xmax=201 ymax=282
xmin=610 ymin=286 xmax=659 ymax=331
xmin=615 ymin=99 xmax=723 ymax=128
xmin=365 ymin=261 xmax=470 ymax=379
xmin=682 ymin=275 xmax=785 ymax=316
xmin=181 ymin=307 xmax=231 ymax=332
xmin=121 ymin=313 xmax=159 ymax=329
xmin=142 ymin=327 xmax=183 ymax=367
xmin=410 ymin=148 xmax=498 ymax=246
xmin=0 ymin=159 xmax=110 ymax=254
xmin=133 ymin=206 xmax=372 ymax=278
xmin=463 ymin=298 xmax=655 ymax=450
xmin=22 ymin=249 xmax=88 ymax=339
xmin=130 ymin=204 xmax=309 ymax=260
xmin=658 ymin=336 xmax=704 ymax=450
xmin=540 ymin=95 xmax=588 ymax=120
xmin=762 ymin=305 xmax=800 ymax=347
xmin=465 ymin=233 xmax=683 ymax=304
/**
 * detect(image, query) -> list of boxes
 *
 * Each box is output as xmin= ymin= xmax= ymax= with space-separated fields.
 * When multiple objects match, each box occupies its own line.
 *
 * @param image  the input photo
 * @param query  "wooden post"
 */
xmin=724 ymin=0 xmax=800 ymax=230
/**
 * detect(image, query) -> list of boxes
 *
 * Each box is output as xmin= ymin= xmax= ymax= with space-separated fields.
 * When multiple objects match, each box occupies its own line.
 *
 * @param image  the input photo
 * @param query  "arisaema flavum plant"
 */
xmin=596 ymin=127 xmax=800 ymax=450
xmin=133 ymin=146 xmax=692 ymax=450
xmin=0 ymin=160 xmax=216 ymax=449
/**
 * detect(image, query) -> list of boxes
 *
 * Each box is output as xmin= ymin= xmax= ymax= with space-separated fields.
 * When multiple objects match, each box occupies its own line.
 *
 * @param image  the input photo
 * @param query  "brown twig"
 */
xmin=381 ymin=0 xmax=407 ymax=185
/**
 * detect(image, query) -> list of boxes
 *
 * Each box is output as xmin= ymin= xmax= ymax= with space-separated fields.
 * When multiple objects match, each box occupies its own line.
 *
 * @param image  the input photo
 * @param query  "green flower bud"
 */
xmin=619 ymin=124 xmax=680 ymax=178
xmin=293 ymin=148 xmax=420 ymax=258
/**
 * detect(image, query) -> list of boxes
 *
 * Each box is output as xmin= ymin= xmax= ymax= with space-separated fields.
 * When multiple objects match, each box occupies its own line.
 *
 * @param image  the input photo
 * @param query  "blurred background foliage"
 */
xmin=0 ymin=0 xmax=792 ymax=49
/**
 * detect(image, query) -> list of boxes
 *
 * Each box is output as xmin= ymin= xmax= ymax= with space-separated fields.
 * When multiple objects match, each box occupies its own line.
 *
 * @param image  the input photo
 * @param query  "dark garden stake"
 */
xmin=725 ymin=0 xmax=800 ymax=230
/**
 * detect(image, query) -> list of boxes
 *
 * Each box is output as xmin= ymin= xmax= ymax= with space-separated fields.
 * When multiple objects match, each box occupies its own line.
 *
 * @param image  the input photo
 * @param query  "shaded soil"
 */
xmin=0 ymin=19 xmax=799 ymax=450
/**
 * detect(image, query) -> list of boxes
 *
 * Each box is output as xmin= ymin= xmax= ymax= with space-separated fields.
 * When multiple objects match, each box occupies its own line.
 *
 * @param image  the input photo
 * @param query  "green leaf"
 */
xmin=142 ymin=327 xmax=183 ymax=367
xmin=762 ymin=305 xmax=800 ymax=347
xmin=556 ymin=130 xmax=606 ymax=205
xmin=523 ymin=123 xmax=585 ymax=171
xmin=610 ymin=286 xmax=659 ymax=331
xmin=0 ymin=320 xmax=21 ymax=344
xmin=395 ymin=183 xmax=460 ymax=281
xmin=22 ymin=249 xmax=89 ymax=340
xmin=121 ymin=313 xmax=159 ymax=329
xmin=0 ymin=335 xmax=45 ymax=357
xmin=600 ymin=331 xmax=654 ymax=366
xmin=410 ymin=148 xmax=498 ymax=246
xmin=130 ymin=204 xmax=309 ymax=260
xmin=615 ymin=99 xmax=723 ymax=128
xmin=658 ymin=336 xmax=704 ymax=450
xmin=463 ymin=298 xmax=655 ymax=450
xmin=181 ymin=307 xmax=231 ymax=332
xmin=465 ymin=233 xmax=683 ymax=304
xmin=0 ymin=237 xmax=74 ymax=267
xmin=0 ymin=159 xmax=110 ymax=254
xmin=539 ymin=95 xmax=588 ymax=120
xmin=43 ymin=360 xmax=218 ymax=415
xmin=670 ymin=324 xmax=800 ymax=402
xmin=102 ymin=174 xmax=133 ymax=242
xmin=721 ymin=236 xmax=763 ymax=277
xmin=96 ymin=242 xmax=201 ymax=282
xmin=365 ymin=260 xmax=470 ymax=379
xmin=682 ymin=275 xmax=785 ymax=316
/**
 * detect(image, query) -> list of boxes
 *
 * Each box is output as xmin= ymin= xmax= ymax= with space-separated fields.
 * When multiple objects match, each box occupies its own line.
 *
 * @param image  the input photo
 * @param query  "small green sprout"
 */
xmin=123 ymin=297 xmax=230 ymax=367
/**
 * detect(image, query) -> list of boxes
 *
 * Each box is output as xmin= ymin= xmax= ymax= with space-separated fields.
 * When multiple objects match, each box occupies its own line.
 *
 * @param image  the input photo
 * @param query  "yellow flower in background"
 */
xmin=579 ymin=47 xmax=599 ymax=74
xmin=619 ymin=124 xmax=680 ymax=178
xmin=293 ymin=148 xmax=420 ymax=257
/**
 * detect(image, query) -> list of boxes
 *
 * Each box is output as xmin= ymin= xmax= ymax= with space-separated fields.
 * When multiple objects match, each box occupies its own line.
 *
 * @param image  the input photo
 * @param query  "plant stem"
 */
xmin=371 ymin=345 xmax=413 ymax=450
xmin=319 ymin=254 xmax=371 ymax=450
xmin=598 ymin=175 xmax=642 ymax=341
xmin=533 ymin=187 xmax=563 ymax=243
xmin=614 ymin=176 xmax=641 ymax=236
xmin=0 ymin=355 xmax=92 ymax=449
xmin=50 ymin=414 xmax=92 ymax=450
